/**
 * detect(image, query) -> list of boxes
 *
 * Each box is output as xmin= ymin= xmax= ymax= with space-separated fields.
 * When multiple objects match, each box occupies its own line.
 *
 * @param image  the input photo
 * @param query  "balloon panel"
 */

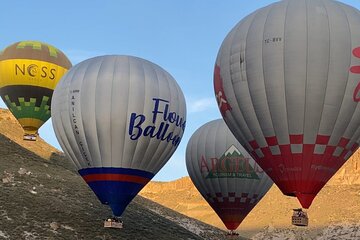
xmin=215 ymin=0 xmax=360 ymax=208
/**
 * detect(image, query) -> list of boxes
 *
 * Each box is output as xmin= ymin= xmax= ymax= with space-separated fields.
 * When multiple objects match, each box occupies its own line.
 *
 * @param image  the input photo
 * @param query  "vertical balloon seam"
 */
xmin=138 ymin=60 xmax=153 ymax=173
xmin=317 ymin=0 xmax=346 ymax=143
xmin=203 ymin=123 xmax=216 ymax=213
xmin=315 ymin=0 xmax=353 ymax=192
xmin=282 ymin=0 xmax=299 ymax=194
xmin=185 ymin=132 xmax=197 ymax=196
xmin=145 ymin=60 xmax=162 ymax=171
xmin=124 ymin=57 xmax=140 ymax=168
xmin=95 ymin=57 xmax=108 ymax=168
xmin=264 ymin=2 xmax=296 ymax=193
xmin=166 ymin=69 xmax=185 ymax=168
xmin=198 ymin=123 xmax=212 ymax=203
xmin=327 ymin=1 xmax=354 ymax=140
xmin=186 ymin=132 xmax=204 ymax=204
xmin=300 ymin=0 xmax=313 ymax=194
xmin=82 ymin=58 xmax=100 ymax=167
xmin=149 ymin=64 xmax=167 ymax=172
xmin=120 ymin=56 xmax=132 ymax=169
xmin=241 ymin=7 xmax=267 ymax=150
xmin=150 ymin=67 xmax=173 ymax=171
xmin=109 ymin=56 xmax=118 ymax=168
xmin=53 ymin=72 xmax=79 ymax=169
xmin=192 ymin=128 xmax=209 ymax=202
xmin=61 ymin=68 xmax=82 ymax=169
xmin=114 ymin=56 xmax=128 ymax=169
xmin=76 ymin=59 xmax=94 ymax=168
xmin=208 ymin=120 xmax=221 ymax=202
xmin=103 ymin=56 xmax=116 ymax=167
xmin=209 ymin=121 xmax=226 ymax=226
xmin=225 ymin=14 xmax=256 ymax=147
xmin=299 ymin=0 xmax=323 ymax=195
xmin=148 ymin=67 xmax=175 ymax=173
xmin=53 ymin=113 xmax=76 ymax=168
xmin=133 ymin=58 xmax=148 ymax=170
xmin=141 ymin=61 xmax=160 ymax=172
xmin=134 ymin=57 xmax=147 ymax=169
xmin=279 ymin=0 xmax=294 ymax=195
xmin=152 ymin=68 xmax=177 ymax=173
xmin=129 ymin=56 xmax=145 ymax=170
xmin=280 ymin=0 xmax=298 ymax=195
xmin=217 ymin=121 xmax=229 ymax=204
xmin=243 ymin=5 xmax=280 ymax=186
xmin=312 ymin=1 xmax=351 ymax=193
xmin=64 ymin=70 xmax=84 ymax=169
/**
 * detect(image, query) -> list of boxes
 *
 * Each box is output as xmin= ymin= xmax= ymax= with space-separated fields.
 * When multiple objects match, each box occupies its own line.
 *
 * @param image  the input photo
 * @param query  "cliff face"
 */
xmin=328 ymin=151 xmax=360 ymax=185
xmin=141 ymin=149 xmax=360 ymax=239
xmin=0 ymin=108 xmax=59 ymax=159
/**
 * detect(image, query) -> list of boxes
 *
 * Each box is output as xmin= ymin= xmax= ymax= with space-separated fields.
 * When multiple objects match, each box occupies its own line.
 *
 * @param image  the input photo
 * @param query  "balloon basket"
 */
xmin=292 ymin=208 xmax=308 ymax=227
xmin=226 ymin=230 xmax=239 ymax=237
xmin=23 ymin=134 xmax=37 ymax=141
xmin=104 ymin=217 xmax=123 ymax=229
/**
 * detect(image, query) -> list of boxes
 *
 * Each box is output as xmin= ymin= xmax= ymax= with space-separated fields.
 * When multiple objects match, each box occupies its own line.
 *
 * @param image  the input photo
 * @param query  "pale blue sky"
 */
xmin=0 ymin=0 xmax=359 ymax=181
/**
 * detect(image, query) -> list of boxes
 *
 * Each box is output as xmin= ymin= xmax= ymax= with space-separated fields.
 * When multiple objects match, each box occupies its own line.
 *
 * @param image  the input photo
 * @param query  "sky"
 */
xmin=0 ymin=0 xmax=360 ymax=181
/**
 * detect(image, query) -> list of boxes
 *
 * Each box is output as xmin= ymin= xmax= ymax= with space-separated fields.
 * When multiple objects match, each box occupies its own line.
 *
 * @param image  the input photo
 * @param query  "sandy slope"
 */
xmin=0 ymin=109 xmax=227 ymax=240
xmin=141 ymin=152 xmax=360 ymax=239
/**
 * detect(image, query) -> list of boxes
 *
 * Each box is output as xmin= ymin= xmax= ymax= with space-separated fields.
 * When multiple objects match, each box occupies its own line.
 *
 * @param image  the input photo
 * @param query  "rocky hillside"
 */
xmin=0 ymin=109 xmax=228 ymax=240
xmin=0 ymin=108 xmax=59 ymax=160
xmin=141 ymin=151 xmax=360 ymax=239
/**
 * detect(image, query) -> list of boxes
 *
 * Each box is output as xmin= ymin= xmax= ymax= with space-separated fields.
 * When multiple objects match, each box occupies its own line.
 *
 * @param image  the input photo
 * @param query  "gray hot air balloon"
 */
xmin=186 ymin=119 xmax=272 ymax=233
xmin=214 ymin=0 xmax=360 ymax=209
xmin=52 ymin=55 xmax=186 ymax=219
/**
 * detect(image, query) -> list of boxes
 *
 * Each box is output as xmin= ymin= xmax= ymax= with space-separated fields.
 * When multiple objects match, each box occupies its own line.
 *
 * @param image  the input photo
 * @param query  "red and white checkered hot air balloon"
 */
xmin=214 ymin=0 xmax=360 ymax=209
xmin=186 ymin=119 xmax=272 ymax=232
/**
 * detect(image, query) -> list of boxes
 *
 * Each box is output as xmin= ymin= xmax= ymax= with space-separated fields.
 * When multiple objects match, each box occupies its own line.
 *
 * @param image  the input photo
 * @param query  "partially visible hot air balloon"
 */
xmin=214 ymin=0 xmax=360 ymax=210
xmin=186 ymin=119 xmax=272 ymax=234
xmin=0 ymin=40 xmax=72 ymax=140
xmin=51 ymin=55 xmax=186 ymax=222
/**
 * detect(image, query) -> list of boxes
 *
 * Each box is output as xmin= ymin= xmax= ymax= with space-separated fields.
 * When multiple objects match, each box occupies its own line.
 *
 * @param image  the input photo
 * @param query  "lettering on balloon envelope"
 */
xmin=69 ymin=89 xmax=91 ymax=166
xmin=350 ymin=47 xmax=360 ymax=102
xmin=128 ymin=98 xmax=186 ymax=147
xmin=200 ymin=145 xmax=263 ymax=180
xmin=214 ymin=65 xmax=231 ymax=116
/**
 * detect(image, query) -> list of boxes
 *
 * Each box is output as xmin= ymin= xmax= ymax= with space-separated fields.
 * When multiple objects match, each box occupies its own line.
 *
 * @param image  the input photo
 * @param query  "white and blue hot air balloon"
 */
xmin=51 ymin=55 xmax=186 ymax=217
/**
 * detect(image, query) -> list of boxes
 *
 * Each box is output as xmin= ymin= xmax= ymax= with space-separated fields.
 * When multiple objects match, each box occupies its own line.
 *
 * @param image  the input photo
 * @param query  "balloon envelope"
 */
xmin=186 ymin=119 xmax=272 ymax=230
xmin=215 ymin=0 xmax=360 ymax=208
xmin=0 ymin=40 xmax=72 ymax=135
xmin=52 ymin=55 xmax=186 ymax=216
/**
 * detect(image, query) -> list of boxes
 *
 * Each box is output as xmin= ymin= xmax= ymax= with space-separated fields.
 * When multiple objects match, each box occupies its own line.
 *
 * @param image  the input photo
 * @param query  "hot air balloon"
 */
xmin=214 ymin=0 xmax=360 ymax=212
xmin=186 ymin=119 xmax=272 ymax=234
xmin=0 ymin=40 xmax=72 ymax=140
xmin=51 ymin=55 xmax=186 ymax=226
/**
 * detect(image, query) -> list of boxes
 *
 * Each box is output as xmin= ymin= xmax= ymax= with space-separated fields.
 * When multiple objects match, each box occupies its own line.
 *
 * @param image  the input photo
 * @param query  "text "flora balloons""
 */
xmin=52 ymin=55 xmax=186 ymax=216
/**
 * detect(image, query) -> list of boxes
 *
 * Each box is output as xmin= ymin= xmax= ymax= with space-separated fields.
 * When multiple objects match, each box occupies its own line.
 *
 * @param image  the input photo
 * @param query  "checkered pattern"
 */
xmin=205 ymin=192 xmax=260 ymax=230
xmin=205 ymin=192 xmax=259 ymax=204
xmin=247 ymin=135 xmax=359 ymax=164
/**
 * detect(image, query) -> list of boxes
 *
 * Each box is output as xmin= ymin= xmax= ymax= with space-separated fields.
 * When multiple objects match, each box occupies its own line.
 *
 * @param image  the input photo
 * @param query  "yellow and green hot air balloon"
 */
xmin=0 ymin=40 xmax=72 ymax=141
